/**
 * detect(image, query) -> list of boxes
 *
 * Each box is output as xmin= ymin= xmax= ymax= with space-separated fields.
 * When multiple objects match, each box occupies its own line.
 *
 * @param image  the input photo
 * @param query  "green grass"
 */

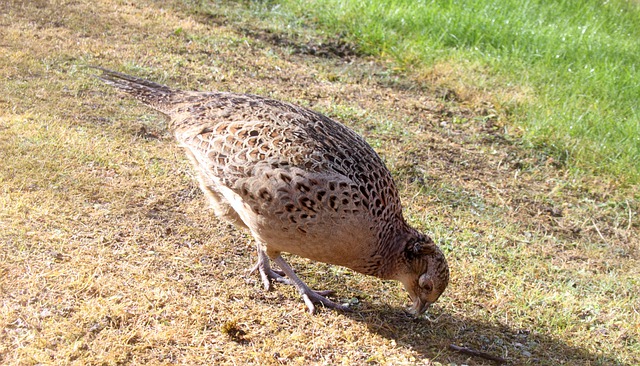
xmin=241 ymin=0 xmax=640 ymax=183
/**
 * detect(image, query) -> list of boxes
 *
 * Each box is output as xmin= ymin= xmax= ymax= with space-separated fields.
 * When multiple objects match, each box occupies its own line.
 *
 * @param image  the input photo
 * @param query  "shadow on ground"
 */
xmin=341 ymin=304 xmax=623 ymax=366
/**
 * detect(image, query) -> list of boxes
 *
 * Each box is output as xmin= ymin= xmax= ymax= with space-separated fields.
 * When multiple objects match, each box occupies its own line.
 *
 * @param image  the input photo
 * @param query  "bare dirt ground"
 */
xmin=1 ymin=0 xmax=638 ymax=365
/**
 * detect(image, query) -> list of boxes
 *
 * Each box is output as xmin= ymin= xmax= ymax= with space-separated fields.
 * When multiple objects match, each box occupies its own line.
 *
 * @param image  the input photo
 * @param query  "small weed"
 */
xmin=221 ymin=321 xmax=248 ymax=343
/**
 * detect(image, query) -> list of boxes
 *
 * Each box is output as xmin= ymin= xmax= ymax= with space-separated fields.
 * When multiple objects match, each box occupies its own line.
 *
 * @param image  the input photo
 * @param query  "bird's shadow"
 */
xmin=338 ymin=304 xmax=624 ymax=366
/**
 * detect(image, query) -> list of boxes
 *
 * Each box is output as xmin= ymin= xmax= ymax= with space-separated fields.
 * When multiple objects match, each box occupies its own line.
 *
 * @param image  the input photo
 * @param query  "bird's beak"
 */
xmin=410 ymin=297 xmax=431 ymax=316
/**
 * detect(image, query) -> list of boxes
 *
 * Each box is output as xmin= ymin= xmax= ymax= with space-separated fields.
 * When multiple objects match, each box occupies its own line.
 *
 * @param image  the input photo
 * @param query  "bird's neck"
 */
xmin=361 ymin=217 xmax=416 ymax=280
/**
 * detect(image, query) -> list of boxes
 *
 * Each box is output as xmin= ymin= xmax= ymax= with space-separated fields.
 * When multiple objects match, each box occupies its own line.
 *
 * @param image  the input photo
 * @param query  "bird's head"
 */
xmin=396 ymin=235 xmax=449 ymax=316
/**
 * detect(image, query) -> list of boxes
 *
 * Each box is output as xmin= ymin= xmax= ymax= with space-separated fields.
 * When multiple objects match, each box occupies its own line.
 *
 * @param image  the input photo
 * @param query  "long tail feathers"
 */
xmin=91 ymin=66 xmax=176 ymax=113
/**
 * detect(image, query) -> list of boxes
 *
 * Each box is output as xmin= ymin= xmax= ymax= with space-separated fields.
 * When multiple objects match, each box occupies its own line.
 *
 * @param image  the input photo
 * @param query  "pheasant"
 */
xmin=94 ymin=68 xmax=449 ymax=314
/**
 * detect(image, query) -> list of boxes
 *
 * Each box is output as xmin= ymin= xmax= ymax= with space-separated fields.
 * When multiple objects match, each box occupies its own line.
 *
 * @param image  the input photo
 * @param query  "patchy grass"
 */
xmin=1 ymin=0 xmax=638 ymax=365
xmin=238 ymin=0 xmax=640 ymax=184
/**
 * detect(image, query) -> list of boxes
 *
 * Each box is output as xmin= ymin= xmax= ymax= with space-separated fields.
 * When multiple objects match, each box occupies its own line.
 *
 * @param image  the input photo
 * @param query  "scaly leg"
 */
xmin=249 ymin=247 xmax=291 ymax=290
xmin=272 ymin=255 xmax=351 ymax=314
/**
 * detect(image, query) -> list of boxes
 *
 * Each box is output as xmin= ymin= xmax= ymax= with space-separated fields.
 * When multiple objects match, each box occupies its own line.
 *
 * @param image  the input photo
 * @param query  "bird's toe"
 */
xmin=301 ymin=290 xmax=351 ymax=314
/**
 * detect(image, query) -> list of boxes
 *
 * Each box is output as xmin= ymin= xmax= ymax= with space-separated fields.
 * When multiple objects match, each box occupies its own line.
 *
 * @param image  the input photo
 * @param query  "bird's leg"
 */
xmin=272 ymin=255 xmax=351 ymax=314
xmin=249 ymin=247 xmax=291 ymax=290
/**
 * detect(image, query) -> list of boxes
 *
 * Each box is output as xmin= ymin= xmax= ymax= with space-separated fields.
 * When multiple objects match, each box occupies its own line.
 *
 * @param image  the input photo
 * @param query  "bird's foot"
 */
xmin=271 ymin=256 xmax=350 ymax=314
xmin=248 ymin=258 xmax=292 ymax=290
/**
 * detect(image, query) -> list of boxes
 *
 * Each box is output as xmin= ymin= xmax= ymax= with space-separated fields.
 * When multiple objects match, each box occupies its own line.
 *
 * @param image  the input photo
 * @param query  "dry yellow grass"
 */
xmin=1 ymin=0 xmax=638 ymax=365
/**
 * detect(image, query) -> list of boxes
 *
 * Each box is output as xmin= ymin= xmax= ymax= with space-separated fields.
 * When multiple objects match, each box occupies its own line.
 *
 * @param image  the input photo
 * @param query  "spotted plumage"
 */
xmin=95 ymin=68 xmax=449 ymax=314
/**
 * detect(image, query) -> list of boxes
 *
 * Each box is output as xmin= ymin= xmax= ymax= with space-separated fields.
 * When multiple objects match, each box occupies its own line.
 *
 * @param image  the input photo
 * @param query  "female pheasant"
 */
xmin=95 ymin=68 xmax=449 ymax=314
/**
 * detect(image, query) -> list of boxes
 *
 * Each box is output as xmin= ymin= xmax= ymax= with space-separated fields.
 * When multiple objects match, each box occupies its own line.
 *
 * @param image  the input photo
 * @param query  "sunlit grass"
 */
xmin=248 ymin=0 xmax=640 ymax=183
